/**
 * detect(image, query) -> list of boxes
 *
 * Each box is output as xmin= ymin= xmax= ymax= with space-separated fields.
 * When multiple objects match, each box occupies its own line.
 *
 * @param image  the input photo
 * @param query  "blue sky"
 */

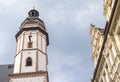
xmin=0 ymin=0 xmax=106 ymax=82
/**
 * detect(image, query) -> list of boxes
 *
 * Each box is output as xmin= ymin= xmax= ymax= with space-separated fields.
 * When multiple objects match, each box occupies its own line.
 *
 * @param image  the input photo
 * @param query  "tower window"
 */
xmin=26 ymin=57 xmax=32 ymax=66
xmin=32 ymin=12 xmax=35 ymax=16
xmin=27 ymin=42 xmax=33 ymax=48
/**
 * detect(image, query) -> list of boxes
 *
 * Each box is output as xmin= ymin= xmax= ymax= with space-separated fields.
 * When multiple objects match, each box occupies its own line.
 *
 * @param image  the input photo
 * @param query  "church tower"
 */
xmin=9 ymin=8 xmax=49 ymax=82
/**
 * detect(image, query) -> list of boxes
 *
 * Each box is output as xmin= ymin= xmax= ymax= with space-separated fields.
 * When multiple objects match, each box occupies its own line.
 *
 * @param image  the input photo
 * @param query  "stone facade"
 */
xmin=90 ymin=0 xmax=120 ymax=82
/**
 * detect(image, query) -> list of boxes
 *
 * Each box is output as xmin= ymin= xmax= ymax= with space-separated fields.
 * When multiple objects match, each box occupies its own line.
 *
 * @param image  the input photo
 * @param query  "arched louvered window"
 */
xmin=26 ymin=57 xmax=32 ymax=66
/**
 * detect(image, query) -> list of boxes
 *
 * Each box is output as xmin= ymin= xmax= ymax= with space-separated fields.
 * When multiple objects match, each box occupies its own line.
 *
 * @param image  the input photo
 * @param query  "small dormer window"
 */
xmin=26 ymin=57 xmax=32 ymax=66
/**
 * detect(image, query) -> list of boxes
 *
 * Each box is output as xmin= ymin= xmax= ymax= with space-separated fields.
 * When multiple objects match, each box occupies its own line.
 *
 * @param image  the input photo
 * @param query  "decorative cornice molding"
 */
xmin=9 ymin=71 xmax=48 ymax=79
xmin=16 ymin=27 xmax=49 ymax=46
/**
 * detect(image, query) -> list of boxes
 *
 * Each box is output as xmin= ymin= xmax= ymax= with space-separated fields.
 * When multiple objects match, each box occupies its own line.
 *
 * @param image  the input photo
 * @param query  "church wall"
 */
xmin=16 ymin=33 xmax=24 ymax=54
xmin=19 ymin=35 xmax=23 ymax=51
xmin=31 ymin=31 xmax=37 ymax=48
xmin=38 ymin=51 xmax=47 ymax=71
xmin=16 ymin=37 xmax=20 ymax=54
xmin=14 ymin=53 xmax=21 ymax=73
xmin=23 ymin=32 xmax=28 ymax=49
xmin=38 ymin=33 xmax=42 ymax=50
xmin=42 ymin=37 xmax=46 ymax=53
xmin=11 ymin=76 xmax=45 ymax=82
xmin=38 ymin=32 xmax=47 ymax=53
xmin=21 ymin=50 xmax=36 ymax=73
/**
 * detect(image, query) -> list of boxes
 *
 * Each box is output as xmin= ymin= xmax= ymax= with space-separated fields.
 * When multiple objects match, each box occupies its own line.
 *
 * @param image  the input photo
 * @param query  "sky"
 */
xmin=0 ymin=0 xmax=106 ymax=82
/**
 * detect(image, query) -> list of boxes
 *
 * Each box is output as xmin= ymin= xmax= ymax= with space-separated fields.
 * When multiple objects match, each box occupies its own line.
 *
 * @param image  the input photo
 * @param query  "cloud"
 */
xmin=48 ymin=51 xmax=93 ymax=82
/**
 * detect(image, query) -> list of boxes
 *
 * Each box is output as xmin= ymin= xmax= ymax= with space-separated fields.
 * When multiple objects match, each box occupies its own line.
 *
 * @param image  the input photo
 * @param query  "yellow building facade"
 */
xmin=90 ymin=0 xmax=120 ymax=82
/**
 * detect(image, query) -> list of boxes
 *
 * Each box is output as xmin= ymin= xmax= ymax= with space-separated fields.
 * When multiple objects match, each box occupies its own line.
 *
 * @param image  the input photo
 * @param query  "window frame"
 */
xmin=26 ymin=57 xmax=32 ymax=67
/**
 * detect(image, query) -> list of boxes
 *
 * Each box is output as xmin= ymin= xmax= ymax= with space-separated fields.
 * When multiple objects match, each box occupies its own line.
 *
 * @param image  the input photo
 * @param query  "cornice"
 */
xmin=9 ymin=71 xmax=48 ymax=79
xmin=15 ymin=27 xmax=49 ymax=46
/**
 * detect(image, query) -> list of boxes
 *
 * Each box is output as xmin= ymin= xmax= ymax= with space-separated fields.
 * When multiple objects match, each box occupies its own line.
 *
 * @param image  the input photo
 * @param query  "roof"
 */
xmin=98 ymin=28 xmax=104 ymax=33
xmin=0 ymin=64 xmax=14 ymax=82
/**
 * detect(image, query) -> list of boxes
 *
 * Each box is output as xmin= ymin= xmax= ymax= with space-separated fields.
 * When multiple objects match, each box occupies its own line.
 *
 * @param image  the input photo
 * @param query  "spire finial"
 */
xmin=28 ymin=6 xmax=39 ymax=17
xmin=33 ymin=6 xmax=35 ymax=10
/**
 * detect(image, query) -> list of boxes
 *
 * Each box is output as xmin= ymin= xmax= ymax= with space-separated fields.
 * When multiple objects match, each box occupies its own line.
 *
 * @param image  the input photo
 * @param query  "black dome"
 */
xmin=28 ymin=9 xmax=39 ymax=17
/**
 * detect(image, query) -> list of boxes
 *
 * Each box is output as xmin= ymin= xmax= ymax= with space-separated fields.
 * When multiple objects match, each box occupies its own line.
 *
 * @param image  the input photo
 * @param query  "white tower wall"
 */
xmin=9 ymin=9 xmax=49 ymax=82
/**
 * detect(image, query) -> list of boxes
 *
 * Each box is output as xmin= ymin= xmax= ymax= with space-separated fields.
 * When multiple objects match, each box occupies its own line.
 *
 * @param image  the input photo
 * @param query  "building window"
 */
xmin=26 ymin=57 xmax=32 ymax=66
xmin=27 ymin=42 xmax=33 ymax=48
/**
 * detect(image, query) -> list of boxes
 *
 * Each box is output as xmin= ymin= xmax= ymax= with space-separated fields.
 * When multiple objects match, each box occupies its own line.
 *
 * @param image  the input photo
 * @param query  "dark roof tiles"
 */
xmin=0 ymin=64 xmax=13 ymax=82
